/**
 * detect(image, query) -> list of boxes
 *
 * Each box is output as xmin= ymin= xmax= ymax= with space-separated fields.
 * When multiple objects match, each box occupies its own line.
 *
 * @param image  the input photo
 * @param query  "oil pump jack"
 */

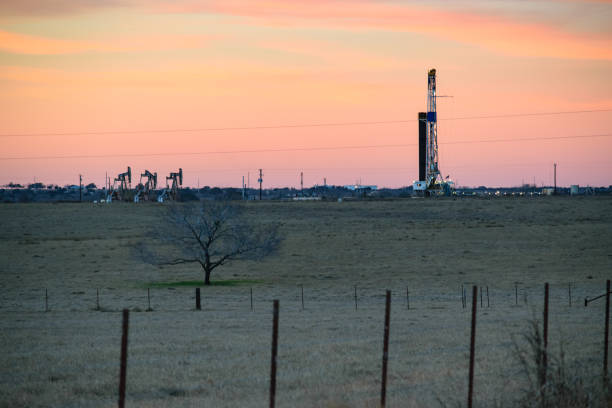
xmin=134 ymin=170 xmax=157 ymax=202
xmin=107 ymin=166 xmax=132 ymax=202
xmin=157 ymin=168 xmax=182 ymax=202
xmin=168 ymin=168 xmax=182 ymax=200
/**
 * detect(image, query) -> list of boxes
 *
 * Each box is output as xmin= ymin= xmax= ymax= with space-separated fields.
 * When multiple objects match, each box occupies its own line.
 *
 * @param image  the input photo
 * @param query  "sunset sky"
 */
xmin=1 ymin=0 xmax=611 ymax=188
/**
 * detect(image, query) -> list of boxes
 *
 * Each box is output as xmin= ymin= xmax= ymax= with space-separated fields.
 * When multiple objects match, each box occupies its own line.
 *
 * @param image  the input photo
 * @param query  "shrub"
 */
xmin=512 ymin=319 xmax=603 ymax=408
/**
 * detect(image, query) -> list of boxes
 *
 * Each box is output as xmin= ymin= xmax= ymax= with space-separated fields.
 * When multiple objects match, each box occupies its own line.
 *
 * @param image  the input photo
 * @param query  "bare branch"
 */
xmin=133 ymin=201 xmax=283 ymax=285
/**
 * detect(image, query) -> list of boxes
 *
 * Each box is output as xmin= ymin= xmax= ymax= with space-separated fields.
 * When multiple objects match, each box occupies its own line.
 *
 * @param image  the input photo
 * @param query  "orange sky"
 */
xmin=1 ymin=0 xmax=611 ymax=188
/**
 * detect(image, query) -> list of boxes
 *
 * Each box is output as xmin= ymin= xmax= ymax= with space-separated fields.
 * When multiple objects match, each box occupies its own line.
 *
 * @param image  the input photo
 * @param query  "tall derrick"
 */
xmin=413 ymin=68 xmax=452 ymax=196
xmin=426 ymin=69 xmax=444 ymax=190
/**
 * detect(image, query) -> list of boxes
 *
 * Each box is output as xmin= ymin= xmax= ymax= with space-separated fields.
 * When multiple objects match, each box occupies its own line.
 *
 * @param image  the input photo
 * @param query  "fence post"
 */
xmin=486 ymin=286 xmax=490 ymax=308
xmin=568 ymin=282 xmax=572 ymax=307
xmin=45 ymin=288 xmax=48 ymax=312
xmin=195 ymin=288 xmax=201 ymax=310
xmin=462 ymin=284 xmax=465 ymax=309
xmin=300 ymin=284 xmax=304 ymax=311
xmin=146 ymin=288 xmax=152 ymax=312
xmin=354 ymin=286 xmax=358 ymax=311
xmin=515 ymin=283 xmax=518 ymax=306
xmin=96 ymin=288 xmax=100 ymax=311
xmin=270 ymin=300 xmax=279 ymax=408
xmin=467 ymin=285 xmax=477 ymax=408
xmin=604 ymin=279 xmax=610 ymax=385
xmin=118 ymin=309 xmax=129 ymax=408
xmin=542 ymin=283 xmax=549 ymax=389
xmin=406 ymin=288 xmax=410 ymax=310
xmin=381 ymin=290 xmax=391 ymax=408
xmin=250 ymin=287 xmax=253 ymax=311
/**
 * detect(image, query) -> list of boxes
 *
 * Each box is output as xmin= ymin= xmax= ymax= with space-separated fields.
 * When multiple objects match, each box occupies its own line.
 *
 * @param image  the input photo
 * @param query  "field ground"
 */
xmin=1 ymin=197 xmax=612 ymax=407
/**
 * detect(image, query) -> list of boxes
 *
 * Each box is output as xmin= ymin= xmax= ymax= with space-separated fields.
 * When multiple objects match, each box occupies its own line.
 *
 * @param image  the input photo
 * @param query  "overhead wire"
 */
xmin=0 ymin=108 xmax=610 ymax=138
xmin=1 ymin=133 xmax=610 ymax=161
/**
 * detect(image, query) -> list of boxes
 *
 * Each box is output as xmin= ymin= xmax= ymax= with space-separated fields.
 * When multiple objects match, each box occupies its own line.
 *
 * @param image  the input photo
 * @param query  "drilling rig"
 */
xmin=413 ymin=69 xmax=453 ymax=196
xmin=158 ymin=168 xmax=183 ymax=202
xmin=134 ymin=170 xmax=157 ymax=202
xmin=108 ymin=166 xmax=132 ymax=202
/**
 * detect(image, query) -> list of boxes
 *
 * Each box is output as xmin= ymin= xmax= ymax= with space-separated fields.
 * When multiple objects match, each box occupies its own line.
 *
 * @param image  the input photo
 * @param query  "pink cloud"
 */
xmin=0 ymin=0 xmax=127 ymax=16
xmin=153 ymin=0 xmax=612 ymax=60
xmin=3 ymin=1 xmax=609 ymax=60
xmin=0 ymin=29 xmax=211 ymax=55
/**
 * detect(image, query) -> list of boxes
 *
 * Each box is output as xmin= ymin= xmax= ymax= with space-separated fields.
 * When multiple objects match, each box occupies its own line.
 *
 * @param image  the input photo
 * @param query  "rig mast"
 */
xmin=414 ymin=68 xmax=452 ymax=195
xmin=426 ymin=69 xmax=444 ymax=189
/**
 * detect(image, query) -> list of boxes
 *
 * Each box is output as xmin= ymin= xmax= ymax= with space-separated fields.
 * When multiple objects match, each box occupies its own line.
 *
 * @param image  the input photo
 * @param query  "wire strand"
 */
xmin=0 ymin=108 xmax=610 ymax=138
xmin=1 ymin=133 xmax=610 ymax=161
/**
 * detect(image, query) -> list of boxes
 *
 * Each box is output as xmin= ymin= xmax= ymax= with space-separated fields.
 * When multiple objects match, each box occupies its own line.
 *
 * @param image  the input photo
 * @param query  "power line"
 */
xmin=0 ymin=133 xmax=610 ymax=161
xmin=188 ymin=160 xmax=612 ymax=174
xmin=443 ymin=133 xmax=612 ymax=145
xmin=0 ymin=144 xmax=409 ymax=161
xmin=446 ymin=108 xmax=612 ymax=121
xmin=0 ymin=108 xmax=610 ymax=138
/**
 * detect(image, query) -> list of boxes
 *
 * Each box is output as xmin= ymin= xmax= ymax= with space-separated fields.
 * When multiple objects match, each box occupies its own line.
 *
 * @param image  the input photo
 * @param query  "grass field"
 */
xmin=1 ymin=197 xmax=611 ymax=407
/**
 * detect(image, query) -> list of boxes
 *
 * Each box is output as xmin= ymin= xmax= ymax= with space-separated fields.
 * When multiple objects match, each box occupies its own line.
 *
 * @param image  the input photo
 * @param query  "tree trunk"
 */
xmin=204 ymin=269 xmax=211 ymax=285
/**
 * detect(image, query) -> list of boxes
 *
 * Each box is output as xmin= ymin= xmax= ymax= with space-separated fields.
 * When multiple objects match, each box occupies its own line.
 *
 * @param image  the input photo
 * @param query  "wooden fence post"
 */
xmin=195 ymin=288 xmax=201 ymax=310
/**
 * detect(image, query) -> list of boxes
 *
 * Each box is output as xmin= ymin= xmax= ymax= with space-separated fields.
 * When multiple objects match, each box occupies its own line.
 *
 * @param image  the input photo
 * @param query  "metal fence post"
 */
xmin=468 ymin=286 xmax=477 ymax=408
xmin=406 ymin=288 xmax=410 ymax=310
xmin=300 ymin=284 xmax=304 ymax=311
xmin=118 ymin=309 xmax=129 ymax=408
xmin=542 ymin=283 xmax=549 ymax=388
xmin=604 ymin=280 xmax=610 ymax=385
xmin=270 ymin=300 xmax=279 ymax=408
xmin=381 ymin=290 xmax=391 ymax=407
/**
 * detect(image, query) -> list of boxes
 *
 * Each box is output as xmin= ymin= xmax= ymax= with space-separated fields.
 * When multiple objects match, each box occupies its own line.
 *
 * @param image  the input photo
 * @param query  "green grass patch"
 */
xmin=147 ymin=279 xmax=264 ymax=288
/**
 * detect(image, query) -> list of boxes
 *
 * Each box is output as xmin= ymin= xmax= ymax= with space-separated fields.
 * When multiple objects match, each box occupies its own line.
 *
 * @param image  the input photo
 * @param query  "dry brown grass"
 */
xmin=0 ymin=197 xmax=611 ymax=407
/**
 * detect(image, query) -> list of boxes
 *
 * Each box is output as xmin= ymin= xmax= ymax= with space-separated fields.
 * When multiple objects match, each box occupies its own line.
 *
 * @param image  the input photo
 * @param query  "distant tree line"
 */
xmin=1 ymin=183 xmax=611 ymax=203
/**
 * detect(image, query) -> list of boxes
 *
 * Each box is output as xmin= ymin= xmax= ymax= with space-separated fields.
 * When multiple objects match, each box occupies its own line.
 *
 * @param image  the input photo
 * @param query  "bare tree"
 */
xmin=136 ymin=201 xmax=282 ymax=285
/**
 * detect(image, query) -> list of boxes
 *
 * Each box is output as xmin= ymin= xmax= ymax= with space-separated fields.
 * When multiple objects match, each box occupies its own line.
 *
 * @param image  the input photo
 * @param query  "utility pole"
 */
xmin=300 ymin=172 xmax=303 ymax=195
xmin=324 ymin=177 xmax=327 ymax=187
xmin=242 ymin=176 xmax=245 ymax=200
xmin=258 ymin=169 xmax=263 ymax=201
xmin=79 ymin=174 xmax=82 ymax=202
xmin=554 ymin=163 xmax=557 ymax=195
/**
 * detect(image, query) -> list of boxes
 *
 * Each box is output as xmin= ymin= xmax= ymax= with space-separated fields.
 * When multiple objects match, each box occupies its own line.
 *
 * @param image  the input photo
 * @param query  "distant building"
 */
xmin=343 ymin=184 xmax=377 ymax=191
